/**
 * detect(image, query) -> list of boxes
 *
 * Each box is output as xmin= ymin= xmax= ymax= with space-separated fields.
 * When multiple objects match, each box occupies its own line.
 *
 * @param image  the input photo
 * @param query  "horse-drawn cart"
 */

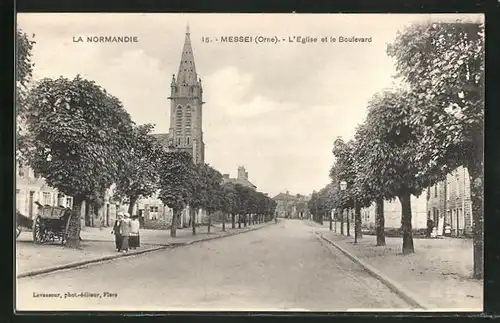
xmin=31 ymin=203 xmax=72 ymax=244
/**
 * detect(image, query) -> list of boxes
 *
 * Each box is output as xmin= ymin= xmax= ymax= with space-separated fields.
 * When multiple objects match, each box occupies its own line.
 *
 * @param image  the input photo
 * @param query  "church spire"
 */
xmin=177 ymin=23 xmax=197 ymax=85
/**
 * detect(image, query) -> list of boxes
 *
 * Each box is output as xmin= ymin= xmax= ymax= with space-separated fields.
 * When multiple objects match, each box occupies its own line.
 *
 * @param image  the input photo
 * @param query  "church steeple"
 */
xmin=177 ymin=23 xmax=197 ymax=85
xmin=168 ymin=25 xmax=205 ymax=165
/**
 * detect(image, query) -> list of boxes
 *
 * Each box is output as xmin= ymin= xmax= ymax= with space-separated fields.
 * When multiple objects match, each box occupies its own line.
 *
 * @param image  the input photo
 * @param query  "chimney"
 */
xmin=237 ymin=166 xmax=246 ymax=180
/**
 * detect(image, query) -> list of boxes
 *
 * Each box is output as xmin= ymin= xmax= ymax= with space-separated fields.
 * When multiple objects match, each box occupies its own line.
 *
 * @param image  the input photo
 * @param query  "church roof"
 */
xmin=177 ymin=24 xmax=198 ymax=85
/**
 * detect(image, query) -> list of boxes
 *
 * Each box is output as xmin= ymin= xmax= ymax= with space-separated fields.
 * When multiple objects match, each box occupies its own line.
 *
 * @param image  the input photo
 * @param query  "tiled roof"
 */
xmin=273 ymin=193 xmax=297 ymax=201
xmin=224 ymin=177 xmax=257 ymax=189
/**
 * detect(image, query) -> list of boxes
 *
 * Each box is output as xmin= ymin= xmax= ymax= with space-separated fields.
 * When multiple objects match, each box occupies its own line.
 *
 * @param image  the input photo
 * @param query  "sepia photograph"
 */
xmin=15 ymin=13 xmax=484 ymax=312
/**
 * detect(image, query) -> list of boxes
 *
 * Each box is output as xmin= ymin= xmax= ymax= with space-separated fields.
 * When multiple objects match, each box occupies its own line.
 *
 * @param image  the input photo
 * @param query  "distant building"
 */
xmin=360 ymin=195 xmax=427 ymax=230
xmin=15 ymin=161 xmax=119 ymax=228
xmin=16 ymin=161 xmax=69 ymax=218
xmin=273 ymin=191 xmax=309 ymax=219
xmin=426 ymin=166 xmax=472 ymax=236
xmin=222 ymin=166 xmax=257 ymax=190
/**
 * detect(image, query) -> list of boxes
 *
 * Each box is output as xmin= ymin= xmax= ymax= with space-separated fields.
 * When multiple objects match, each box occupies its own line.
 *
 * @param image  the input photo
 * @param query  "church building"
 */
xmin=140 ymin=25 xmax=207 ymax=228
xmin=152 ymin=24 xmax=205 ymax=164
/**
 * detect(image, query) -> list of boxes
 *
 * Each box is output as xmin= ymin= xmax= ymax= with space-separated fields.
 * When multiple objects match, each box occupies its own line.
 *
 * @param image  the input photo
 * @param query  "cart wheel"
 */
xmin=32 ymin=216 xmax=44 ymax=244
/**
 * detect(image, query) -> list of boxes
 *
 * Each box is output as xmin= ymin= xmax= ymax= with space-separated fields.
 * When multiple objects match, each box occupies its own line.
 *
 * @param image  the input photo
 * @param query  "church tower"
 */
xmin=168 ymin=24 xmax=205 ymax=165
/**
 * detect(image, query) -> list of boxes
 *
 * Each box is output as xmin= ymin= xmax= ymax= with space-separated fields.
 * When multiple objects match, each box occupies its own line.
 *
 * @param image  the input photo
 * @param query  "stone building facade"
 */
xmin=426 ymin=166 xmax=473 ymax=236
xmin=273 ymin=191 xmax=309 ymax=219
xmin=16 ymin=161 xmax=71 ymax=218
xmin=360 ymin=194 xmax=428 ymax=230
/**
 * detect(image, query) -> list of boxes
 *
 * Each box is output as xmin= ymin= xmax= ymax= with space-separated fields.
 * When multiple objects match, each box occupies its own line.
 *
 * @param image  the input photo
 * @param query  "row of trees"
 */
xmin=16 ymin=28 xmax=277 ymax=248
xmin=308 ymin=21 xmax=484 ymax=279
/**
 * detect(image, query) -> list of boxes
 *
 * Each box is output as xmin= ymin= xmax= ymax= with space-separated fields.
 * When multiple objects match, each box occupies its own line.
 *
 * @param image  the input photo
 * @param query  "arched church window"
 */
xmin=176 ymin=106 xmax=183 ymax=130
xmin=187 ymin=137 xmax=190 ymax=145
xmin=185 ymin=106 xmax=192 ymax=128
xmin=177 ymin=137 xmax=181 ymax=146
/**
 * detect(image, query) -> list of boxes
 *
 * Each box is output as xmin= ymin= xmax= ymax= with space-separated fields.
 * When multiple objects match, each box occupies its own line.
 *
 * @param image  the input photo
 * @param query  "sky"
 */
xmin=17 ymin=13 xmax=483 ymax=198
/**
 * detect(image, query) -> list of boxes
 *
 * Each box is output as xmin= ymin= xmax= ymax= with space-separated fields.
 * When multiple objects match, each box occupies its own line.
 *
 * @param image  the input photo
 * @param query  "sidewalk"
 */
xmin=314 ymin=223 xmax=483 ymax=310
xmin=16 ymin=222 xmax=272 ymax=278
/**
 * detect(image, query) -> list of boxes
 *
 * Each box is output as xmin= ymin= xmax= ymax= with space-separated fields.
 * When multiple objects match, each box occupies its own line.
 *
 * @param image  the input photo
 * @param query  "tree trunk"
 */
xmin=399 ymin=192 xmax=414 ymax=254
xmin=468 ymin=163 xmax=483 ymax=279
xmin=65 ymin=195 xmax=84 ymax=248
xmin=354 ymin=202 xmax=363 ymax=242
xmin=346 ymin=209 xmax=350 ymax=236
xmin=84 ymin=200 xmax=91 ymax=227
xmin=191 ymin=207 xmax=196 ymax=235
xmin=170 ymin=208 xmax=179 ymax=237
xmin=128 ymin=196 xmax=137 ymax=216
xmin=238 ymin=214 xmax=241 ymax=228
xmin=90 ymin=204 xmax=95 ymax=227
xmin=244 ymin=214 xmax=247 ymax=227
xmin=375 ymin=197 xmax=386 ymax=246
xmin=231 ymin=214 xmax=236 ymax=229
xmin=340 ymin=209 xmax=344 ymax=235
xmin=222 ymin=212 xmax=226 ymax=231
xmin=207 ymin=212 xmax=211 ymax=233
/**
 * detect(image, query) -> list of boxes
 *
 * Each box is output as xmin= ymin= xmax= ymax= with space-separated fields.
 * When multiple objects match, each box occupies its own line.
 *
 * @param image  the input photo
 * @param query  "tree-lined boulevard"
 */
xmin=307 ymin=21 xmax=484 ymax=279
xmin=15 ymin=16 xmax=484 ymax=312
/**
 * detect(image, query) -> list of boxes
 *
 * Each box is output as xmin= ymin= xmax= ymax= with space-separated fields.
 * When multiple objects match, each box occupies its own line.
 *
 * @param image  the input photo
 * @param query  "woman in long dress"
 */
xmin=129 ymin=215 xmax=140 ymax=249
xmin=120 ymin=213 xmax=131 ymax=253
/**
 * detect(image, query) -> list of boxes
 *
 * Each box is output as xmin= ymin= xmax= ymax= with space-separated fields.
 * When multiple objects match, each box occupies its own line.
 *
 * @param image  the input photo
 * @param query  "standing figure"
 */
xmin=129 ymin=215 xmax=140 ymax=249
xmin=120 ymin=213 xmax=131 ymax=253
xmin=112 ymin=213 xmax=123 ymax=252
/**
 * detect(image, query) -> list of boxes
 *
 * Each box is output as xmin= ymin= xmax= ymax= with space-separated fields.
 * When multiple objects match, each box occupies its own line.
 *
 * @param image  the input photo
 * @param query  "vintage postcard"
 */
xmin=15 ymin=13 xmax=484 ymax=312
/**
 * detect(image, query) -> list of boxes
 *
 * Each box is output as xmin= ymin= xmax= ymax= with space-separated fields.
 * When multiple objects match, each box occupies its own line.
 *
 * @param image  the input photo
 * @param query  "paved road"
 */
xmin=17 ymin=220 xmax=412 ymax=311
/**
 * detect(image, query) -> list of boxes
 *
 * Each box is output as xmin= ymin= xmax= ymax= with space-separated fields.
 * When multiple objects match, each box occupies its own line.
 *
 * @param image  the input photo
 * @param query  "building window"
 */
xmin=150 ymin=206 xmax=159 ymax=220
xmin=187 ymin=137 xmax=190 ymax=145
xmin=177 ymin=137 xmax=181 ymax=146
xmin=434 ymin=185 xmax=438 ymax=197
xmin=66 ymin=197 xmax=72 ymax=209
xmin=42 ymin=192 xmax=51 ymax=205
